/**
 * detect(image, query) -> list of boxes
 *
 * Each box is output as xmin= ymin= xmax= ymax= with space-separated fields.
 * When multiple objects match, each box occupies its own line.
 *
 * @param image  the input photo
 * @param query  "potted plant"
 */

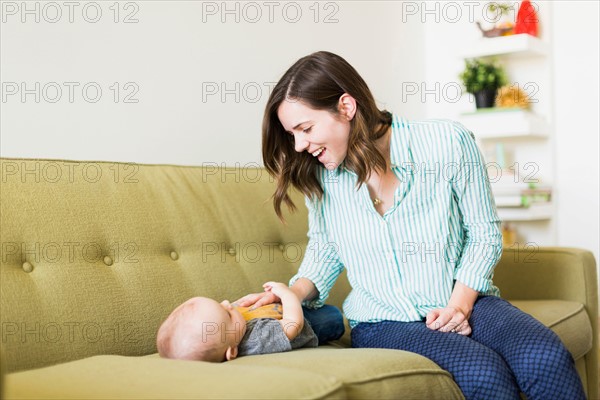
xmin=459 ymin=58 xmax=508 ymax=109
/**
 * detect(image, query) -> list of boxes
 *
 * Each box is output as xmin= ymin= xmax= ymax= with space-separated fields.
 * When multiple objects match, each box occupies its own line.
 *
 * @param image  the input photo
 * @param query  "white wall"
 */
xmin=1 ymin=1 xmax=425 ymax=166
xmin=552 ymin=1 xmax=600 ymax=272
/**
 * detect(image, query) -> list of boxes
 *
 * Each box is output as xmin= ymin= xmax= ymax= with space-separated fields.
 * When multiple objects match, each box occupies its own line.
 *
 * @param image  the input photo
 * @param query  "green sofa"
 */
xmin=0 ymin=157 xmax=597 ymax=400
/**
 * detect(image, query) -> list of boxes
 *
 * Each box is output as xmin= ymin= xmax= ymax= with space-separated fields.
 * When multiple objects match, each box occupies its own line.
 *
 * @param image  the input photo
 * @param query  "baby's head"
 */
xmin=156 ymin=297 xmax=247 ymax=362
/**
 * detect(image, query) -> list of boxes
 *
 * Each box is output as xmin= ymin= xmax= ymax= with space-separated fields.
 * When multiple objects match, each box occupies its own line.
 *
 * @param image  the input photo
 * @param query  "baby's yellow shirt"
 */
xmin=235 ymin=303 xmax=283 ymax=321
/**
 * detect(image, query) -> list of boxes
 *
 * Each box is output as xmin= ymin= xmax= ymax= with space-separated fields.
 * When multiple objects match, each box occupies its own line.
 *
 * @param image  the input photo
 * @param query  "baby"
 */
xmin=156 ymin=281 xmax=318 ymax=362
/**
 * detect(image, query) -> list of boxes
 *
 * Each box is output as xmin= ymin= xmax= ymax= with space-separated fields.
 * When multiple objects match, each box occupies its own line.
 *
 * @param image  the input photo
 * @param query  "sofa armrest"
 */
xmin=494 ymin=246 xmax=597 ymax=304
xmin=493 ymin=246 xmax=598 ymax=399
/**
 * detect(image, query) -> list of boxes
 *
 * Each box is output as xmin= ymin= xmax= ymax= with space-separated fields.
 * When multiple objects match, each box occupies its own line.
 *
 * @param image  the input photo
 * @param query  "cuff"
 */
xmin=289 ymin=272 xmax=328 ymax=310
xmin=454 ymin=270 xmax=491 ymax=293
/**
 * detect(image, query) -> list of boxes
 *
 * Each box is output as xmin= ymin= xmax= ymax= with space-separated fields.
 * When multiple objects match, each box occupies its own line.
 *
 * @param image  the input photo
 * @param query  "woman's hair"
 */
xmin=262 ymin=50 xmax=393 ymax=224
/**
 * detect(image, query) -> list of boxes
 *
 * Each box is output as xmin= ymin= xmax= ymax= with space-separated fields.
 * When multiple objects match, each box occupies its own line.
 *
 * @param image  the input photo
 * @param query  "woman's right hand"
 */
xmin=233 ymin=291 xmax=280 ymax=310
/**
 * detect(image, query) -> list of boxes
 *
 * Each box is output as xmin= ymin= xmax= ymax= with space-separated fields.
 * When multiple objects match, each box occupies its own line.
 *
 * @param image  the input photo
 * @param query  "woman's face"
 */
xmin=277 ymin=97 xmax=353 ymax=171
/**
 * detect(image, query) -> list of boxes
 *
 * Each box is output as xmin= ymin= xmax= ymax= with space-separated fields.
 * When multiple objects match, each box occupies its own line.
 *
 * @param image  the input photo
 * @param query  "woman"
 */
xmin=235 ymin=51 xmax=586 ymax=400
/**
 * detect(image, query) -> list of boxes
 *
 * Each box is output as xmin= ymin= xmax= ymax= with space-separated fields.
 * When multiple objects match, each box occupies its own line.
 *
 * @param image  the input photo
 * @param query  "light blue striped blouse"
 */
xmin=289 ymin=112 xmax=503 ymax=328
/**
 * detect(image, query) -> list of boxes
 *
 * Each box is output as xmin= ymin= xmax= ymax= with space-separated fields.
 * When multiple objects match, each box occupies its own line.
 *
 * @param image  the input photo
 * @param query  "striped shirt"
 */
xmin=289 ymin=113 xmax=503 ymax=328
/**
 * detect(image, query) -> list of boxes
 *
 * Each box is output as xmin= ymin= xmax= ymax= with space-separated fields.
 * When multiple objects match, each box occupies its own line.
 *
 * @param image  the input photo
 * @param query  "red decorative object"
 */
xmin=515 ymin=0 xmax=539 ymax=37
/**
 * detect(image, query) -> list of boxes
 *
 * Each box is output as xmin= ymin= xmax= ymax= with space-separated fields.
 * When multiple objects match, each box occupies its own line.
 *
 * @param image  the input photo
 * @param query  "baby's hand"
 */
xmin=263 ymin=281 xmax=292 ymax=298
xmin=263 ymin=281 xmax=303 ymax=340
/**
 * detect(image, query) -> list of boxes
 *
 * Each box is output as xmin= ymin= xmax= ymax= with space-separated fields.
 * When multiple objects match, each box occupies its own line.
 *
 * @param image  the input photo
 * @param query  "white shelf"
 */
xmin=455 ymin=19 xmax=553 ymax=234
xmin=497 ymin=203 xmax=553 ymax=221
xmin=459 ymin=108 xmax=548 ymax=139
xmin=461 ymin=34 xmax=549 ymax=59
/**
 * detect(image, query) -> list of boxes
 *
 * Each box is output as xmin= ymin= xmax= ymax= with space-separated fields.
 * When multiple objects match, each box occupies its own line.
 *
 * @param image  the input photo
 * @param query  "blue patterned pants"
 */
xmin=351 ymin=295 xmax=586 ymax=400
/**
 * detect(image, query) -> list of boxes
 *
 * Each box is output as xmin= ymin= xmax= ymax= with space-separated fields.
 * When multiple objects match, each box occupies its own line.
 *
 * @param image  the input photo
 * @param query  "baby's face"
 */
xmin=194 ymin=297 xmax=247 ymax=347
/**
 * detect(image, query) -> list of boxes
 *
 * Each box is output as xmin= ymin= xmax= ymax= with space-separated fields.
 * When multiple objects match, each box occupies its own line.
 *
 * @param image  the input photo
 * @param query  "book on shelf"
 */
xmin=496 ymin=202 xmax=553 ymax=221
xmin=494 ymin=187 xmax=552 ymax=207
xmin=489 ymin=169 xmax=531 ymax=195
xmin=491 ymin=171 xmax=552 ymax=220
xmin=489 ymin=169 xmax=550 ymax=193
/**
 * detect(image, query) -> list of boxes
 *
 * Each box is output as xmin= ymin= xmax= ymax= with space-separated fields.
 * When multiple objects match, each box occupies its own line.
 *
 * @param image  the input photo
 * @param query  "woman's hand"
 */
xmin=235 ymin=277 xmax=316 ymax=310
xmin=233 ymin=291 xmax=280 ymax=310
xmin=425 ymin=306 xmax=472 ymax=336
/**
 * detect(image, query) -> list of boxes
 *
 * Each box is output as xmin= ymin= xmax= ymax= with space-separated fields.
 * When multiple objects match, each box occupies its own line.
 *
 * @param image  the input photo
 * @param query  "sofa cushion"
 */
xmin=3 ymin=354 xmax=344 ymax=400
xmin=228 ymin=347 xmax=464 ymax=400
xmin=5 ymin=349 xmax=464 ymax=400
xmin=509 ymin=300 xmax=593 ymax=360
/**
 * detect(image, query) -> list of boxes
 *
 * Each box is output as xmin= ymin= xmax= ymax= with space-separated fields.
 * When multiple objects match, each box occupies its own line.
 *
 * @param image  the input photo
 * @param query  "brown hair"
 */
xmin=262 ymin=51 xmax=393 ymax=224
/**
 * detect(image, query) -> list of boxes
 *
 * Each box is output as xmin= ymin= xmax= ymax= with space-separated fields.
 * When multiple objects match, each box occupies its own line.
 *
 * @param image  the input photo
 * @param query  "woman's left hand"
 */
xmin=425 ymin=306 xmax=472 ymax=336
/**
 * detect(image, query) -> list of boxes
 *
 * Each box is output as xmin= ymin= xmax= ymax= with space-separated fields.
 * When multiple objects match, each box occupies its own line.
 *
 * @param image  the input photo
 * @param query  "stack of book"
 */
xmin=490 ymin=171 xmax=553 ymax=221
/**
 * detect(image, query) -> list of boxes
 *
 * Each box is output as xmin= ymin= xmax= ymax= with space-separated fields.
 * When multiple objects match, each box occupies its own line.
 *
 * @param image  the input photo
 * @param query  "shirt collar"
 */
xmin=329 ymin=112 xmax=411 ymax=178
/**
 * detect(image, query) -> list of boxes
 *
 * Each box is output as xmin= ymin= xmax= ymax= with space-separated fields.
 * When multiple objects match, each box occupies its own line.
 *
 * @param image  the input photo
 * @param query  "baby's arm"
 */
xmin=263 ymin=281 xmax=304 ymax=341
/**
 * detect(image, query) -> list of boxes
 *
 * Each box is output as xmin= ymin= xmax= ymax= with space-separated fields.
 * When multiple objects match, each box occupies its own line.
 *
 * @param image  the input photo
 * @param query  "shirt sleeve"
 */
xmin=289 ymin=193 xmax=345 ymax=309
xmin=237 ymin=319 xmax=292 ymax=356
xmin=450 ymin=122 xmax=503 ymax=293
xmin=289 ymin=319 xmax=319 ymax=350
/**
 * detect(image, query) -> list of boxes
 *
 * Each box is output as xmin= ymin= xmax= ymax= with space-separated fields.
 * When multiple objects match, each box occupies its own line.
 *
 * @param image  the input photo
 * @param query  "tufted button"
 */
xmin=170 ymin=251 xmax=179 ymax=261
xmin=228 ymin=247 xmax=236 ymax=255
xmin=22 ymin=261 xmax=33 ymax=273
xmin=103 ymin=256 xmax=113 ymax=266
xmin=278 ymin=244 xmax=285 ymax=251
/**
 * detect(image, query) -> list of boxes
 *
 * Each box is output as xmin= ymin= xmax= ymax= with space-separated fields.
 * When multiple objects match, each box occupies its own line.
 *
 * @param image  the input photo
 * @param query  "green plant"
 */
xmin=459 ymin=58 xmax=508 ymax=94
xmin=487 ymin=2 xmax=514 ymax=16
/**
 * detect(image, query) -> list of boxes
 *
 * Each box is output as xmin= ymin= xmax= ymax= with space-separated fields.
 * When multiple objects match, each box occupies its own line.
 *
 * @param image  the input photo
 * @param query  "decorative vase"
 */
xmin=474 ymin=88 xmax=497 ymax=109
xmin=515 ymin=0 xmax=539 ymax=37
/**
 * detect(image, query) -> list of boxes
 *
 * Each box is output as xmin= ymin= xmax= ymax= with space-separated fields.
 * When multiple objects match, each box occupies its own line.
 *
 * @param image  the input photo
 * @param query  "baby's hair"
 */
xmin=156 ymin=298 xmax=227 ymax=362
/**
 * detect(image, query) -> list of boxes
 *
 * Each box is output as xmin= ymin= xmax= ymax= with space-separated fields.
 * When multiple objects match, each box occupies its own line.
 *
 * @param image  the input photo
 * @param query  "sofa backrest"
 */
xmin=0 ymin=158 xmax=351 ymax=373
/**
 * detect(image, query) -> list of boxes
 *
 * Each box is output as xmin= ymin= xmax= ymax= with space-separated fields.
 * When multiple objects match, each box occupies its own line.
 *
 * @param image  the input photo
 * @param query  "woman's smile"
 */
xmin=317 ymin=147 xmax=326 ymax=162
